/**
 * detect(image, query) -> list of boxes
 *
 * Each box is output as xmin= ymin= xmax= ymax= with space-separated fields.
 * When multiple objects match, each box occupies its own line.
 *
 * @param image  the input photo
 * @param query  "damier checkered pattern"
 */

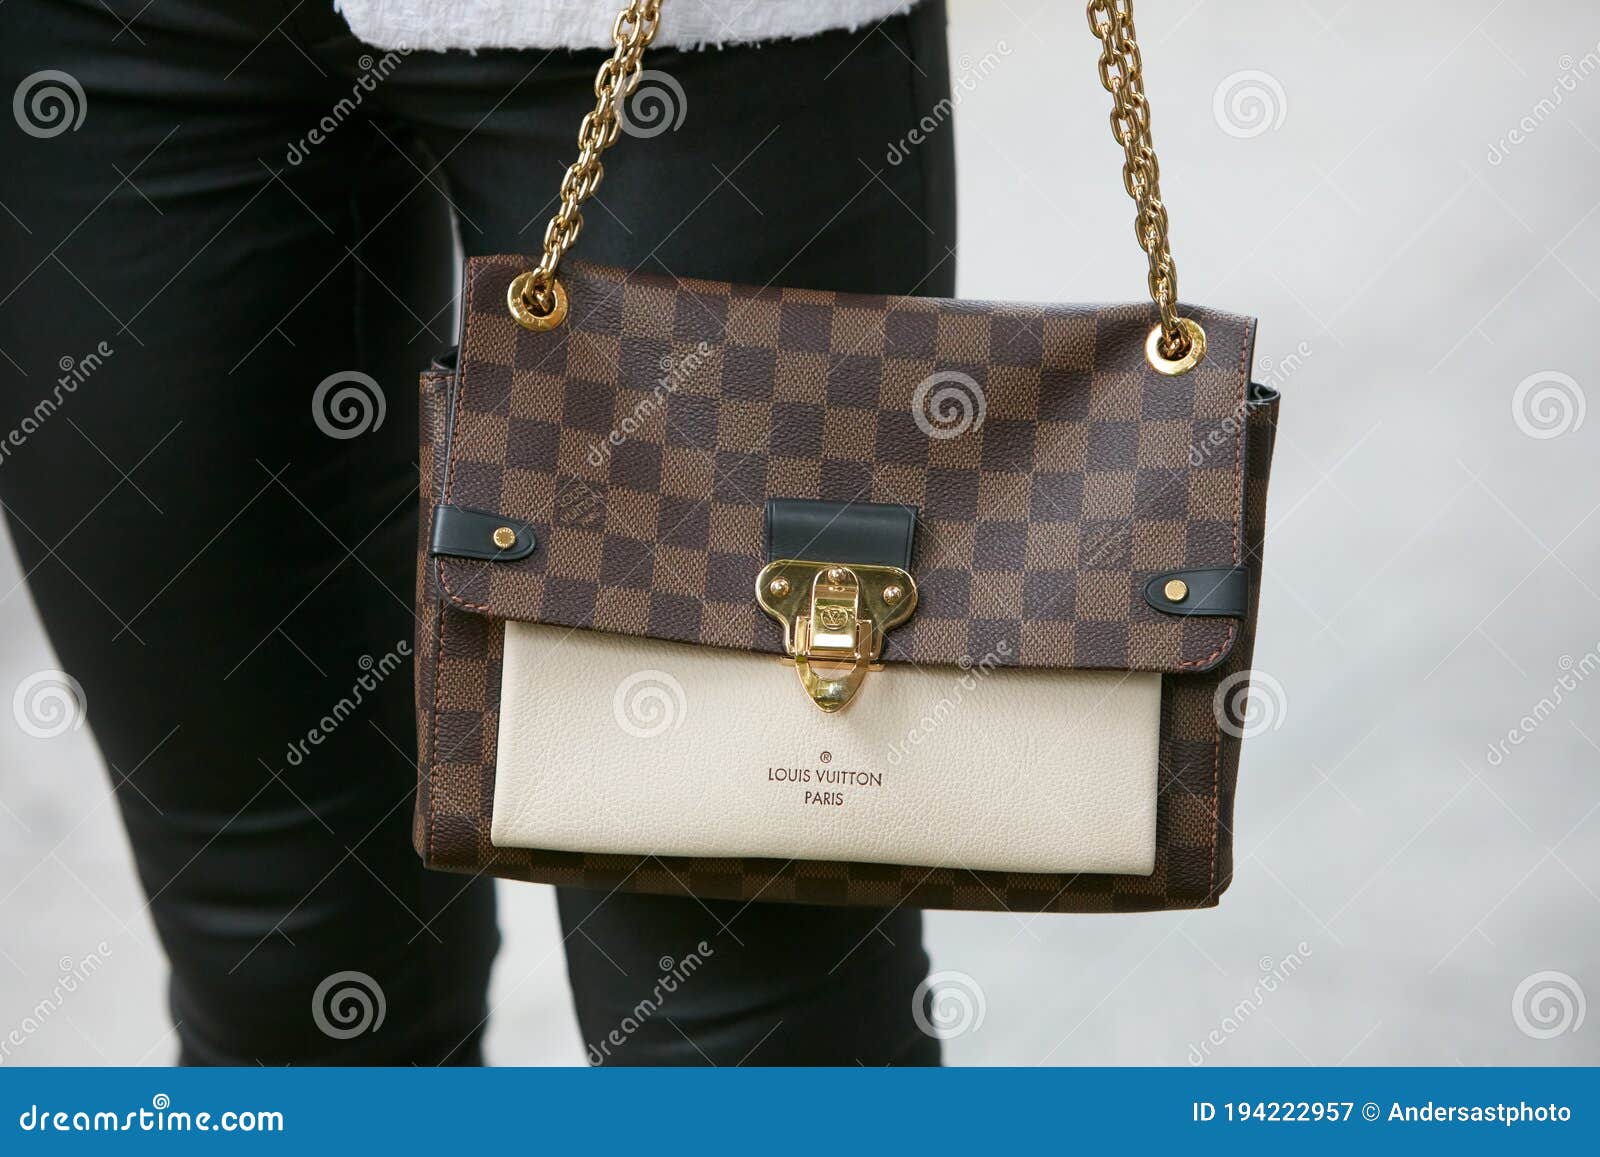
xmin=414 ymin=260 xmax=1279 ymax=912
xmin=436 ymin=257 xmax=1253 ymax=674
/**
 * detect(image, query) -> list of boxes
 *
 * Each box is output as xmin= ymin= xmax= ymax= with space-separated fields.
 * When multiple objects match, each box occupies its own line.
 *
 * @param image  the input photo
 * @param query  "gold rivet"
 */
xmin=768 ymin=576 xmax=791 ymax=597
xmin=827 ymin=567 xmax=847 ymax=584
xmin=1145 ymin=318 xmax=1207 ymax=376
xmin=492 ymin=526 xmax=517 ymax=550
xmin=507 ymin=272 xmax=569 ymax=332
xmin=1163 ymin=578 xmax=1189 ymax=603
xmin=883 ymin=584 xmax=904 ymax=605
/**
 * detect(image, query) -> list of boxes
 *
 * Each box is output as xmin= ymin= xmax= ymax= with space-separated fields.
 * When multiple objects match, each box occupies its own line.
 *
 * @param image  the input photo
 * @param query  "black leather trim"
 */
xmin=1144 ymin=567 xmax=1249 ymax=618
xmin=429 ymin=505 xmax=536 ymax=562
xmin=1248 ymin=379 xmax=1279 ymax=408
xmin=764 ymin=499 xmax=917 ymax=569
xmin=430 ymin=347 xmax=459 ymax=373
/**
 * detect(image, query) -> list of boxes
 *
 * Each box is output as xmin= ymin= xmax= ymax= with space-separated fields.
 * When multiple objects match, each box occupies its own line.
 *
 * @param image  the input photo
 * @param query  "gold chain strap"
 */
xmin=1087 ymin=0 xmax=1204 ymax=372
xmin=511 ymin=0 xmax=1205 ymax=373
xmin=508 ymin=0 xmax=663 ymax=331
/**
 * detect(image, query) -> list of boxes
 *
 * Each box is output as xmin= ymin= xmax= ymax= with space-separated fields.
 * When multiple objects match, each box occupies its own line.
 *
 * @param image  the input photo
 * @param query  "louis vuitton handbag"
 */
xmin=413 ymin=0 xmax=1281 ymax=912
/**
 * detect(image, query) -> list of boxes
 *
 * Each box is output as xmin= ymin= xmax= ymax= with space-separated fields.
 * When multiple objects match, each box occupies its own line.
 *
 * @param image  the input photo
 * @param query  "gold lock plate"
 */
xmin=756 ymin=560 xmax=917 ymax=713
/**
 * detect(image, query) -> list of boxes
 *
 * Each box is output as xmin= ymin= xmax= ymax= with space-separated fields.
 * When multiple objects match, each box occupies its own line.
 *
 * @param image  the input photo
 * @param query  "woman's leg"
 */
xmin=378 ymin=2 xmax=958 ymax=1064
xmin=0 ymin=0 xmax=496 ymax=1063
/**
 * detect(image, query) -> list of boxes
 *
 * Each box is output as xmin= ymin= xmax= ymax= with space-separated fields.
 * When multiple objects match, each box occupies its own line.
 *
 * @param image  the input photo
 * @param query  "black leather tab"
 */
xmin=1145 ymin=567 xmax=1249 ymax=618
xmin=1248 ymin=379 xmax=1279 ymax=408
xmin=765 ymin=499 xmax=917 ymax=569
xmin=429 ymin=505 xmax=536 ymax=562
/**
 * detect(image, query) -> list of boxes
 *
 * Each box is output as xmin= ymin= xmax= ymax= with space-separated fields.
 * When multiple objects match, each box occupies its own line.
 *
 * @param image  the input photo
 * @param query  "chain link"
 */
xmin=513 ymin=0 xmax=1198 ymax=366
xmin=1086 ymin=0 xmax=1190 ymax=358
xmin=514 ymin=0 xmax=662 ymax=318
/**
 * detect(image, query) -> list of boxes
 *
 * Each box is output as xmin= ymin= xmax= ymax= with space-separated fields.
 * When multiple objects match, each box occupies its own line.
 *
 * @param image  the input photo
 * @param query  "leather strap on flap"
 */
xmin=1144 ymin=567 xmax=1249 ymax=618
xmin=430 ymin=505 xmax=537 ymax=562
xmin=764 ymin=499 xmax=917 ymax=569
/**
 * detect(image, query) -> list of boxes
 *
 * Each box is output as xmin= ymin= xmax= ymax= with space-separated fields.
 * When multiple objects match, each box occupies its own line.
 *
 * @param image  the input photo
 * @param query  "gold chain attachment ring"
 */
xmin=1145 ymin=318 xmax=1206 ymax=376
xmin=508 ymin=272 xmax=568 ymax=332
xmin=507 ymin=0 xmax=662 ymax=332
xmin=1087 ymin=0 xmax=1204 ymax=374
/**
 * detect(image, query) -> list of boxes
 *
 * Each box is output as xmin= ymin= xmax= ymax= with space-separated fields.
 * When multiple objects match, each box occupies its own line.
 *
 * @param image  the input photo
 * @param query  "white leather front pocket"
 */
xmin=490 ymin=622 xmax=1161 ymax=876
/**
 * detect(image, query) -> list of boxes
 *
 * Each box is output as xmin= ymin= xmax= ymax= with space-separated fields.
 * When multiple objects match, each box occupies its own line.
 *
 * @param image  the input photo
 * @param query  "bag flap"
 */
xmin=434 ymin=257 xmax=1256 ymax=674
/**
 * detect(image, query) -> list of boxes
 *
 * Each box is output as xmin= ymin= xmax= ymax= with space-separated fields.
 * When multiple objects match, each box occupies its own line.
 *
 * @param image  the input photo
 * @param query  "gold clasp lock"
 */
xmin=755 ymin=560 xmax=917 ymax=713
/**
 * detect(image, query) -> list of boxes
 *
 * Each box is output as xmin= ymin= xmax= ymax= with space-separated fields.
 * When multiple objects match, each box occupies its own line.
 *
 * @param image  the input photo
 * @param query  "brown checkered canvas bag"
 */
xmin=413 ymin=0 xmax=1281 ymax=912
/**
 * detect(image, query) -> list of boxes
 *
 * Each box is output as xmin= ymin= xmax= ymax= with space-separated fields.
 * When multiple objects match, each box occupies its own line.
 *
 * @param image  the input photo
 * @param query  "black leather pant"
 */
xmin=0 ymin=0 xmax=954 ymax=1065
